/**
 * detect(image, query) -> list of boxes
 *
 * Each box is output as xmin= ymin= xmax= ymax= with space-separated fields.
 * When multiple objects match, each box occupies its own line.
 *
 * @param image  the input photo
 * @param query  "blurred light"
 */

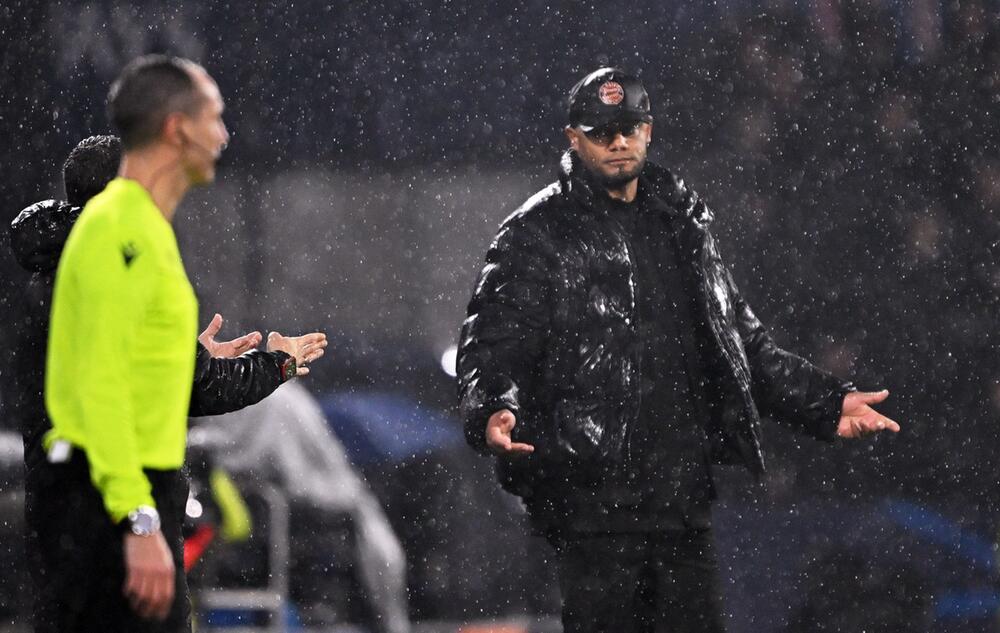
xmin=186 ymin=496 xmax=203 ymax=519
xmin=441 ymin=345 xmax=458 ymax=377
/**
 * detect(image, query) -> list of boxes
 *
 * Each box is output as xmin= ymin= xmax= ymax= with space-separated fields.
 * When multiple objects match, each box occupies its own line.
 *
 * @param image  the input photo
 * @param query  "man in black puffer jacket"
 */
xmin=458 ymin=68 xmax=900 ymax=633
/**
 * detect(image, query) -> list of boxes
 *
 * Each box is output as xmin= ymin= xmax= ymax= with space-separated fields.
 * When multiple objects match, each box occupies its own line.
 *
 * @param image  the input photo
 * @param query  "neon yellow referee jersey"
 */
xmin=45 ymin=178 xmax=198 ymax=522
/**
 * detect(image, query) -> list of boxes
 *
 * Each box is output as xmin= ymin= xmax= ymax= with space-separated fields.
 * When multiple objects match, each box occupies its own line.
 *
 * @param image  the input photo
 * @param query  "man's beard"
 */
xmin=596 ymin=156 xmax=645 ymax=189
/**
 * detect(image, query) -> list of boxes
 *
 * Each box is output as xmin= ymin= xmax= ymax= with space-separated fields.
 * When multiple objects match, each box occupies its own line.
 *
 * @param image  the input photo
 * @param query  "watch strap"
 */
xmin=279 ymin=354 xmax=297 ymax=382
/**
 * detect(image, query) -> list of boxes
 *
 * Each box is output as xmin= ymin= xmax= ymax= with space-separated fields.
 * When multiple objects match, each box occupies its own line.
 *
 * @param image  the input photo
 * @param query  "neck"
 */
xmin=604 ymin=177 xmax=639 ymax=203
xmin=117 ymin=147 xmax=190 ymax=222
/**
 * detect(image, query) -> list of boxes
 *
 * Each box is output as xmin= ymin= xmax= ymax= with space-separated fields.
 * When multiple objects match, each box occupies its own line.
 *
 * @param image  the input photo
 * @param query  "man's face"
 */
xmin=179 ymin=71 xmax=229 ymax=185
xmin=565 ymin=120 xmax=652 ymax=189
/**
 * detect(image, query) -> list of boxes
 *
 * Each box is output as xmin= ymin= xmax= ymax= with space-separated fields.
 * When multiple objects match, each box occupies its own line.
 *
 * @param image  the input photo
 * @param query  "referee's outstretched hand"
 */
xmin=485 ymin=409 xmax=534 ymax=456
xmin=123 ymin=532 xmax=175 ymax=621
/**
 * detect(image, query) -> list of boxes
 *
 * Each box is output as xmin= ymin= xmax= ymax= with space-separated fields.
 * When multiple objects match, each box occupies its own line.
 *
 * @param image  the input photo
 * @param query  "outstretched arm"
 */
xmin=735 ymin=276 xmax=901 ymax=441
xmin=458 ymin=215 xmax=554 ymax=455
xmin=710 ymin=234 xmax=893 ymax=441
xmin=188 ymin=318 xmax=327 ymax=417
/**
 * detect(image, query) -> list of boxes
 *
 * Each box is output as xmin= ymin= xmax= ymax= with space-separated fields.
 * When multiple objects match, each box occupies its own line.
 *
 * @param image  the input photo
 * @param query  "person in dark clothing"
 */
xmin=63 ymin=134 xmax=123 ymax=207
xmin=457 ymin=67 xmax=900 ymax=633
xmin=10 ymin=124 xmax=325 ymax=629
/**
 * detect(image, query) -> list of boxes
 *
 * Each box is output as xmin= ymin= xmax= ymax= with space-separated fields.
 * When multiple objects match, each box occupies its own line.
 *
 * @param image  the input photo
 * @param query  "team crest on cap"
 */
xmin=598 ymin=81 xmax=625 ymax=105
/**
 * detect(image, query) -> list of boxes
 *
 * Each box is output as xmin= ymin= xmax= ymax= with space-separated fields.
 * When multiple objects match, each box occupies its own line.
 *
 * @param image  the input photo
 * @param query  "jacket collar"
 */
xmin=557 ymin=150 xmax=714 ymax=228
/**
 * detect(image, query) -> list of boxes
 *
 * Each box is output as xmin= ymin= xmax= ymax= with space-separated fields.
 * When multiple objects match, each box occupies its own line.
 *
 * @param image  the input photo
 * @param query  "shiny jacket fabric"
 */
xmin=8 ymin=199 xmax=291 ymax=471
xmin=458 ymin=152 xmax=853 ymax=497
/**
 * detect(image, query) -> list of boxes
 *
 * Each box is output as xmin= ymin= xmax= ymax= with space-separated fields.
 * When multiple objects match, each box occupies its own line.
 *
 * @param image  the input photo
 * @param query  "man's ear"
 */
xmin=162 ymin=112 xmax=186 ymax=148
xmin=564 ymin=126 xmax=579 ymax=150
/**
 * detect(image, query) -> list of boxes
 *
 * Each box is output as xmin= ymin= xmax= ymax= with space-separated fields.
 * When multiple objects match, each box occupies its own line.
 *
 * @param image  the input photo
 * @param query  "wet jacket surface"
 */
xmin=457 ymin=152 xmax=854 ymax=512
xmin=8 ymin=198 xmax=291 ymax=473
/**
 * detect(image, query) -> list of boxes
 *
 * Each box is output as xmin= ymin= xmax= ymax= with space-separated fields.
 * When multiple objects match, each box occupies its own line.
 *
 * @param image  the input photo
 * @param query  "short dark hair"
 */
xmin=63 ymin=135 xmax=122 ymax=207
xmin=107 ymin=55 xmax=204 ymax=150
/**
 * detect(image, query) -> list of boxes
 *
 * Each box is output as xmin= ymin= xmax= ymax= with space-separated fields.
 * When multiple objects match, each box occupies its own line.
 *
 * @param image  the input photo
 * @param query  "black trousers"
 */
xmin=24 ymin=450 xmax=191 ymax=633
xmin=549 ymin=530 xmax=726 ymax=633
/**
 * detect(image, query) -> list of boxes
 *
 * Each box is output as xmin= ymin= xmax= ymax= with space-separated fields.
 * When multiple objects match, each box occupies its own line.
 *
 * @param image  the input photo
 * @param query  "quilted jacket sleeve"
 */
xmin=724 ymin=265 xmax=855 ymax=442
xmin=457 ymin=215 xmax=555 ymax=454
xmin=188 ymin=345 xmax=292 ymax=417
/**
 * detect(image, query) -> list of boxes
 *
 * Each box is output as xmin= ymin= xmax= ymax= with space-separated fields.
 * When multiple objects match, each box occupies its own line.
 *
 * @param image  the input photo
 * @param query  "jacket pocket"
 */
xmin=553 ymin=397 xmax=627 ymax=466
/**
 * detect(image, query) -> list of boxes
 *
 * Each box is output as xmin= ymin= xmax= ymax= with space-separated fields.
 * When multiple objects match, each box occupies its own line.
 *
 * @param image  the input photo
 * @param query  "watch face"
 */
xmin=129 ymin=507 xmax=160 ymax=536
xmin=132 ymin=514 xmax=153 ymax=535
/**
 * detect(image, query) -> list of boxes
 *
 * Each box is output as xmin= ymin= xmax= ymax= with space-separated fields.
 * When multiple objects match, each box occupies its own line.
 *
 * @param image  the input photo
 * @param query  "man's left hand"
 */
xmin=198 ymin=313 xmax=262 ymax=358
xmin=836 ymin=389 xmax=901 ymax=438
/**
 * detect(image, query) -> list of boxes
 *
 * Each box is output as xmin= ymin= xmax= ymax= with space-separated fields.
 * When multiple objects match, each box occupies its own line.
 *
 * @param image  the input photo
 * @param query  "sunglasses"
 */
xmin=579 ymin=120 xmax=645 ymax=145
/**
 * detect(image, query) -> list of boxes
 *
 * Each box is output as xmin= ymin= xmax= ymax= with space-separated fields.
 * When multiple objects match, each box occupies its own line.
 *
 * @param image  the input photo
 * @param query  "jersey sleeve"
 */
xmin=64 ymin=217 xmax=156 ymax=522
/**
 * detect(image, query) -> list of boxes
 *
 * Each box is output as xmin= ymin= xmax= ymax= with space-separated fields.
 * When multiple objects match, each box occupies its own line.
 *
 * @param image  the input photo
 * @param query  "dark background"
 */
xmin=1 ymin=1 xmax=999 ymax=631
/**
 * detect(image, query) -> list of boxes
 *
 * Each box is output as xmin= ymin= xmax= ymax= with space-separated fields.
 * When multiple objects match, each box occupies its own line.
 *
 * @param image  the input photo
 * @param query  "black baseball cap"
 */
xmin=567 ymin=67 xmax=652 ymax=130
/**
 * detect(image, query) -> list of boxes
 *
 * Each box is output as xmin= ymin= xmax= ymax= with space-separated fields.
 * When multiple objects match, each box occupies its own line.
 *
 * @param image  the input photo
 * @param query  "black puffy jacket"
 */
xmin=8 ymin=199 xmax=292 ymax=472
xmin=458 ymin=152 xmax=853 ymax=497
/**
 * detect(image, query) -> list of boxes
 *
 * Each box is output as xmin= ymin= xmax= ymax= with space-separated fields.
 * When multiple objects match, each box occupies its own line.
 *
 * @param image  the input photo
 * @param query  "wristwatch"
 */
xmin=127 ymin=505 xmax=161 ymax=537
xmin=279 ymin=355 xmax=297 ymax=382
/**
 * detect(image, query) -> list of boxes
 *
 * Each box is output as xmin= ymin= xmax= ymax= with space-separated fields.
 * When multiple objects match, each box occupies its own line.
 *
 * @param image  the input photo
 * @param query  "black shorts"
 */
xmin=24 ymin=450 xmax=190 ymax=633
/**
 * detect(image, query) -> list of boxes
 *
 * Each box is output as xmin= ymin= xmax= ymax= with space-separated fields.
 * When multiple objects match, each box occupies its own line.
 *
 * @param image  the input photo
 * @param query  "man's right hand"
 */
xmin=123 ymin=532 xmax=175 ymax=621
xmin=485 ymin=409 xmax=535 ymax=455
xmin=267 ymin=331 xmax=328 ymax=376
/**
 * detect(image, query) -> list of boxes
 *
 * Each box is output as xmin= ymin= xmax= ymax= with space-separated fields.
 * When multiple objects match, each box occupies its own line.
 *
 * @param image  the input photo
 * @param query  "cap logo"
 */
xmin=598 ymin=81 xmax=625 ymax=105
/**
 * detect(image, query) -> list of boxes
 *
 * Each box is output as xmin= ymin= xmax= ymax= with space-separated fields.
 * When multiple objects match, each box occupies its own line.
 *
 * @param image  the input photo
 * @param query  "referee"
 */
xmin=42 ymin=56 xmax=229 ymax=632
